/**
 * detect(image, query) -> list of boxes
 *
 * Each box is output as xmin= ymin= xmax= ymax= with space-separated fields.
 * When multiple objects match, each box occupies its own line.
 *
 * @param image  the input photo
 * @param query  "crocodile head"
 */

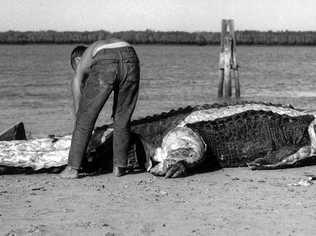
xmin=150 ymin=126 xmax=206 ymax=176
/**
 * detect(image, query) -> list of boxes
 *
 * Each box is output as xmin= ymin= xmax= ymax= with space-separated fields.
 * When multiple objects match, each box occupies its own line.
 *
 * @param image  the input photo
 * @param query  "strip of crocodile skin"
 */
xmin=179 ymin=104 xmax=313 ymax=127
xmin=0 ymin=136 xmax=71 ymax=169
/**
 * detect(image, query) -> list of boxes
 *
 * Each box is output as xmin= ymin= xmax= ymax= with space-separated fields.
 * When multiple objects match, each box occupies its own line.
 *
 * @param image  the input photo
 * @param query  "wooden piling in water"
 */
xmin=218 ymin=19 xmax=240 ymax=99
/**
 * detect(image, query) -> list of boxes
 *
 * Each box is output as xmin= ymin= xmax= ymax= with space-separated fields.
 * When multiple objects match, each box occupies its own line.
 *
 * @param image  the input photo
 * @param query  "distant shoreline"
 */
xmin=1 ymin=30 xmax=316 ymax=45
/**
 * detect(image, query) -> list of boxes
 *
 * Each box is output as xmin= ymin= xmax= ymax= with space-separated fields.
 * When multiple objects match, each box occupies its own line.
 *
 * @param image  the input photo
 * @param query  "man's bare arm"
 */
xmin=71 ymin=44 xmax=94 ymax=116
xmin=71 ymin=72 xmax=84 ymax=116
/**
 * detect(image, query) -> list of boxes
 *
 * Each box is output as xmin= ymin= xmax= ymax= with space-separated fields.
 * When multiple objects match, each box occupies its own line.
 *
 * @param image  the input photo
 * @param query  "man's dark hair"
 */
xmin=70 ymin=45 xmax=88 ymax=70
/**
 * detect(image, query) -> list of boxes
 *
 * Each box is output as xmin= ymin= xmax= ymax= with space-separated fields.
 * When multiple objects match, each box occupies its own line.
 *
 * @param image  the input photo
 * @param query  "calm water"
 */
xmin=0 ymin=45 xmax=316 ymax=136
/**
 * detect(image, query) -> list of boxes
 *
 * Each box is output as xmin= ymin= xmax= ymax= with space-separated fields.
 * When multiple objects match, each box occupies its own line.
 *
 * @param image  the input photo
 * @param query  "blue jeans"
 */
xmin=68 ymin=46 xmax=140 ymax=169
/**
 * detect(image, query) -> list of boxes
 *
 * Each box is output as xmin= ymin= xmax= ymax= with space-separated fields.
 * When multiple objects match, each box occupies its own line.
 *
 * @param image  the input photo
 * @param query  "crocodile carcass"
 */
xmin=1 ymin=102 xmax=316 ymax=177
xmin=90 ymin=101 xmax=316 ymax=177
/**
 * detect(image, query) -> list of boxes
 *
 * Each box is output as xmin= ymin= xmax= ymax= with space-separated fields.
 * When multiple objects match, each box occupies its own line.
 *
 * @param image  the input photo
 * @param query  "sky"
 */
xmin=1 ymin=0 xmax=316 ymax=32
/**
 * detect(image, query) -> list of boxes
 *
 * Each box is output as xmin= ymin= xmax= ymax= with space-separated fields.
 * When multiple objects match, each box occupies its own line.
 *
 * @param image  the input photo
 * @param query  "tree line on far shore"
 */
xmin=1 ymin=30 xmax=316 ymax=45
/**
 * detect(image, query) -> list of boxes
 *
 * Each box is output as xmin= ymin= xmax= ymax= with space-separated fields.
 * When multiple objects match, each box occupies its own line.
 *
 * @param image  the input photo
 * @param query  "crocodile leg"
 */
xmin=248 ymin=145 xmax=316 ymax=170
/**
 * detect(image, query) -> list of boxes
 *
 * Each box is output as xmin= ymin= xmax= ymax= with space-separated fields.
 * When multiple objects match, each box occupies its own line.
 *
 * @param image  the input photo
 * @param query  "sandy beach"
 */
xmin=1 ymin=45 xmax=316 ymax=235
xmin=1 ymin=166 xmax=316 ymax=236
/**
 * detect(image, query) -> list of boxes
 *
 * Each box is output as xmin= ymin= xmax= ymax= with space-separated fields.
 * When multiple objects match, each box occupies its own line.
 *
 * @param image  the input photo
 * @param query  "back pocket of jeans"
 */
xmin=84 ymin=62 xmax=117 ymax=99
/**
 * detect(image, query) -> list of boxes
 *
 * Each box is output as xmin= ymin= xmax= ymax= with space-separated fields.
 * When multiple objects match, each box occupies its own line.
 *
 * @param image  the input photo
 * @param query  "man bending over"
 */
xmin=60 ymin=39 xmax=140 ymax=178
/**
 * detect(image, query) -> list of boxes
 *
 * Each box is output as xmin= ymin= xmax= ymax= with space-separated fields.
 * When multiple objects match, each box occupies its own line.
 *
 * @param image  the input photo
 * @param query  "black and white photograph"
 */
xmin=0 ymin=0 xmax=316 ymax=235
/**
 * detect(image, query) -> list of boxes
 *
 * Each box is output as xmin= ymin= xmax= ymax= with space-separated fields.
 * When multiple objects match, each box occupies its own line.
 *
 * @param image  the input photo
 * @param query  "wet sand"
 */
xmin=1 ymin=166 xmax=316 ymax=235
